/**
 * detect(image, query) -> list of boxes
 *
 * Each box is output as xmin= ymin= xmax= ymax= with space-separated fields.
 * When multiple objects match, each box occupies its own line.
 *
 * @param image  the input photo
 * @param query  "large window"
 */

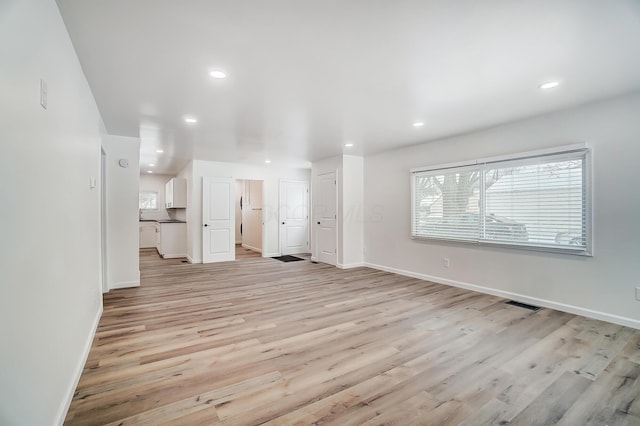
xmin=411 ymin=148 xmax=590 ymax=254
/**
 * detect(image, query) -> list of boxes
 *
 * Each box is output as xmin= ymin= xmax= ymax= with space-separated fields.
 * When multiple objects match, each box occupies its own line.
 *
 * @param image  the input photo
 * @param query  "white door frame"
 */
xmin=279 ymin=179 xmax=310 ymax=255
xmin=100 ymin=147 xmax=108 ymax=293
xmin=238 ymin=179 xmax=265 ymax=255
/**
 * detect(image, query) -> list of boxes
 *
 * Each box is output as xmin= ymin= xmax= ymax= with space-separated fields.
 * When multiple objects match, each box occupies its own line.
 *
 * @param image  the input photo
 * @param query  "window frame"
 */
xmin=410 ymin=144 xmax=592 ymax=256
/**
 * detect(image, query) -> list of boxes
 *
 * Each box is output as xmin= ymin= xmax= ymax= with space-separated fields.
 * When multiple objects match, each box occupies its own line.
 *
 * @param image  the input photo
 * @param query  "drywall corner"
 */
xmin=102 ymin=135 xmax=141 ymax=290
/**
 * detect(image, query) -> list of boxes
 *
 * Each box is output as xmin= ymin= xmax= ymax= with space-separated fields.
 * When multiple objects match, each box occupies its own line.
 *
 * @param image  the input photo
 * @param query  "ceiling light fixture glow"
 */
xmin=184 ymin=117 xmax=197 ymax=124
xmin=265 ymin=159 xmax=272 ymax=164
xmin=210 ymin=70 xmax=227 ymax=79
xmin=344 ymin=142 xmax=354 ymax=147
xmin=539 ymin=81 xmax=560 ymax=90
xmin=155 ymin=149 xmax=164 ymax=153
xmin=148 ymin=163 xmax=155 ymax=167
xmin=147 ymin=170 xmax=153 ymax=174
xmin=413 ymin=122 xmax=425 ymax=127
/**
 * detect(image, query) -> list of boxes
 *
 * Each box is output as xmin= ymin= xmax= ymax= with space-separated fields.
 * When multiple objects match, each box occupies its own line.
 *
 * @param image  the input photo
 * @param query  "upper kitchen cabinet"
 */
xmin=165 ymin=178 xmax=187 ymax=208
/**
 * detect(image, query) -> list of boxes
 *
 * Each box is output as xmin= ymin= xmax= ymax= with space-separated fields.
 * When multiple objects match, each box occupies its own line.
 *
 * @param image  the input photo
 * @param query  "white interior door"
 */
xmin=316 ymin=172 xmax=337 ymax=265
xmin=280 ymin=180 xmax=309 ymax=255
xmin=202 ymin=177 xmax=235 ymax=263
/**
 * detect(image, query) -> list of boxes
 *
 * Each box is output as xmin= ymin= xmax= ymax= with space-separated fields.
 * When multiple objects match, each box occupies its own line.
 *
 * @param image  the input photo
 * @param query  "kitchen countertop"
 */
xmin=139 ymin=219 xmax=186 ymax=223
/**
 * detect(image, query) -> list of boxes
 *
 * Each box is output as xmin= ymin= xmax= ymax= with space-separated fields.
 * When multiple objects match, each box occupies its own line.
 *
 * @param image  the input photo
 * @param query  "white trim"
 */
xmin=54 ymin=304 xmax=103 ymax=426
xmin=411 ymin=142 xmax=588 ymax=173
xmin=241 ymin=243 xmax=262 ymax=253
xmin=411 ymin=159 xmax=477 ymax=173
xmin=235 ymin=240 xmax=242 ymax=244
xmin=263 ymin=252 xmax=281 ymax=258
xmin=186 ymin=255 xmax=202 ymax=264
xmin=364 ymin=262 xmax=640 ymax=330
xmin=477 ymin=142 xmax=587 ymax=165
xmin=337 ymin=262 xmax=365 ymax=269
xmin=162 ymin=253 xmax=188 ymax=259
xmin=162 ymin=253 xmax=187 ymax=259
xmin=109 ymin=280 xmax=140 ymax=290
xmin=310 ymin=256 xmax=318 ymax=262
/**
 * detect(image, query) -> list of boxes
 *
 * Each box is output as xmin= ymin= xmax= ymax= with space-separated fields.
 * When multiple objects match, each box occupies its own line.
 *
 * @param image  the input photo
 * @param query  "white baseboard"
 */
xmin=162 ymin=253 xmax=187 ymax=259
xmin=109 ymin=280 xmax=140 ymax=290
xmin=310 ymin=256 xmax=318 ymax=262
xmin=364 ymin=262 xmax=640 ymax=330
xmin=236 ymin=240 xmax=242 ymax=245
xmin=241 ymin=243 xmax=262 ymax=253
xmin=263 ymin=252 xmax=281 ymax=258
xmin=337 ymin=262 xmax=365 ymax=269
xmin=54 ymin=304 xmax=103 ymax=425
xmin=186 ymin=255 xmax=201 ymax=264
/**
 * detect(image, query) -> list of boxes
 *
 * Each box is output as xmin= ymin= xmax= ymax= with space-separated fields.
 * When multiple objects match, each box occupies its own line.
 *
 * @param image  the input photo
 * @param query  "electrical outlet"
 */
xmin=636 ymin=286 xmax=640 ymax=301
xmin=443 ymin=258 xmax=450 ymax=268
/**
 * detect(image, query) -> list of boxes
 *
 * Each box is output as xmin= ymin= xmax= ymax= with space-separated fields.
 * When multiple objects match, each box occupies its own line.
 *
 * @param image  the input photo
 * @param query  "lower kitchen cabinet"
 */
xmin=156 ymin=222 xmax=187 ymax=258
xmin=139 ymin=222 xmax=157 ymax=248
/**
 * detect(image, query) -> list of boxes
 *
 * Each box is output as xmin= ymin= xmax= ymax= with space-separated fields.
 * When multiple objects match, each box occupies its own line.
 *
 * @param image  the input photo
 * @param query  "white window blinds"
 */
xmin=411 ymin=149 xmax=590 ymax=254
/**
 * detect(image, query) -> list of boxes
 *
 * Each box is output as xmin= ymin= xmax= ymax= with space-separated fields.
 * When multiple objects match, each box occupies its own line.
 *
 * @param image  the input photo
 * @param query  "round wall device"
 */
xmin=118 ymin=159 xmax=129 ymax=168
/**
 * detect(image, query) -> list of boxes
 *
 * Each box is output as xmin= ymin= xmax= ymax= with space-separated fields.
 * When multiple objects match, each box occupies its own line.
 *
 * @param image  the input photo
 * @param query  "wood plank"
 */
xmin=64 ymin=249 xmax=640 ymax=425
xmin=509 ymin=371 xmax=592 ymax=425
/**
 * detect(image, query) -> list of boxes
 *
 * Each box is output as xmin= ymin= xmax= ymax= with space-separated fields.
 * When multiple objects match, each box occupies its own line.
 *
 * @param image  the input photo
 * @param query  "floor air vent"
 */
xmin=505 ymin=300 xmax=541 ymax=311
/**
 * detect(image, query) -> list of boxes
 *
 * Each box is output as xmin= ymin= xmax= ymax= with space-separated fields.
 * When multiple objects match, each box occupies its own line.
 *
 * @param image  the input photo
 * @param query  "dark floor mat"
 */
xmin=272 ymin=255 xmax=305 ymax=262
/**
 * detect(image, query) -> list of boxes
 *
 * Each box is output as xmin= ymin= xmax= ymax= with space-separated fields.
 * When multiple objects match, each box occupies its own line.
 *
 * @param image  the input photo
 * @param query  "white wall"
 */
xmin=364 ymin=91 xmax=640 ymax=328
xmin=139 ymin=173 xmax=172 ymax=221
xmin=187 ymin=160 xmax=310 ymax=262
xmin=102 ymin=135 xmax=141 ymax=290
xmin=0 ymin=0 xmax=104 ymax=423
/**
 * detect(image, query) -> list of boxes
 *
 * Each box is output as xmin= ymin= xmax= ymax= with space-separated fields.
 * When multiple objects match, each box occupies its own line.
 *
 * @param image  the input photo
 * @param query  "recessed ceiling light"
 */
xmin=148 ymin=163 xmax=155 ymax=167
xmin=155 ymin=149 xmax=164 ymax=154
xmin=539 ymin=81 xmax=560 ymax=90
xmin=265 ymin=159 xmax=272 ymax=164
xmin=184 ymin=117 xmax=197 ymax=124
xmin=147 ymin=170 xmax=153 ymax=174
xmin=209 ymin=70 xmax=227 ymax=79
xmin=344 ymin=142 xmax=354 ymax=147
xmin=413 ymin=122 xmax=425 ymax=127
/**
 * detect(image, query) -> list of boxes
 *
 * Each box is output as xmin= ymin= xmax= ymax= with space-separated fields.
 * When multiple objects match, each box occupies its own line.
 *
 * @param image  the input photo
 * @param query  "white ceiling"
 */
xmin=56 ymin=0 xmax=640 ymax=174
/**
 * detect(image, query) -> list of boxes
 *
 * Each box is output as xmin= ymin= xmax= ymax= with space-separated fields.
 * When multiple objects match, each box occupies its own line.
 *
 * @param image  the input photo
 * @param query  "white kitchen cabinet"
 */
xmin=156 ymin=222 xmax=187 ymax=258
xmin=139 ymin=222 xmax=157 ymax=248
xmin=165 ymin=178 xmax=187 ymax=208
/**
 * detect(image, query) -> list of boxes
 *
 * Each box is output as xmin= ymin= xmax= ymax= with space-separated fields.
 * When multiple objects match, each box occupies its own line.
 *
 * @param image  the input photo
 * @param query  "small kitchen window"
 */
xmin=139 ymin=191 xmax=158 ymax=210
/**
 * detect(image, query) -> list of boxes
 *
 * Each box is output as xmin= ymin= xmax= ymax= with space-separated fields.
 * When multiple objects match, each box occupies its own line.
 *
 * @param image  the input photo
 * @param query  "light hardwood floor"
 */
xmin=235 ymin=244 xmax=262 ymax=260
xmin=65 ymin=250 xmax=640 ymax=425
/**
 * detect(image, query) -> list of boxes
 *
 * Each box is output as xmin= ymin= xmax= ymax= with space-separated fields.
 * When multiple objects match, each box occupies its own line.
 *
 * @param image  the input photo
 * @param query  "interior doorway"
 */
xmin=235 ymin=179 xmax=264 ymax=258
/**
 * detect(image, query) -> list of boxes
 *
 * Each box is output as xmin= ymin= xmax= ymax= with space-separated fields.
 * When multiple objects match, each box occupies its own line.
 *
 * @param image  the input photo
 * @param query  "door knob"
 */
xmin=204 ymin=224 xmax=208 ymax=227
xmin=282 ymin=222 xmax=285 ymax=225
xmin=317 ymin=221 xmax=320 ymax=225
